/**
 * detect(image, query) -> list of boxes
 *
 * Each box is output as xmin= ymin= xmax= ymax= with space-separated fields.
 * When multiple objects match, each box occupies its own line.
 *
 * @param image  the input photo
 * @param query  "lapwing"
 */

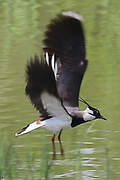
xmin=15 ymin=11 xmax=106 ymax=158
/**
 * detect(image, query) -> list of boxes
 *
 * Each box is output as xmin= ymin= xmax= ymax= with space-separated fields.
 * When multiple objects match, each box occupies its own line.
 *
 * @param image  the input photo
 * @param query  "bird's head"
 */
xmin=79 ymin=97 xmax=107 ymax=121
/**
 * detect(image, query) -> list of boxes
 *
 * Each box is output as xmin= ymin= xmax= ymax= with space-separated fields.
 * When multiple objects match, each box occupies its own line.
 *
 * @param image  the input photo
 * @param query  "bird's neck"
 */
xmin=65 ymin=106 xmax=87 ymax=118
xmin=65 ymin=106 xmax=83 ymax=117
xmin=71 ymin=116 xmax=86 ymax=127
xmin=69 ymin=107 xmax=95 ymax=127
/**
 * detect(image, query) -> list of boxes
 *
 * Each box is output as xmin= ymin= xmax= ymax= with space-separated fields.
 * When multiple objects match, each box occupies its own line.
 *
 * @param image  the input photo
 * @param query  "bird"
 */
xmin=15 ymin=11 xmax=106 ymax=158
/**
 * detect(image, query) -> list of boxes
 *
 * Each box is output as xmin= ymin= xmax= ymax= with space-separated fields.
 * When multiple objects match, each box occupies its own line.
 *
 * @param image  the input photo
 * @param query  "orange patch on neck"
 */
xmin=36 ymin=120 xmax=41 ymax=124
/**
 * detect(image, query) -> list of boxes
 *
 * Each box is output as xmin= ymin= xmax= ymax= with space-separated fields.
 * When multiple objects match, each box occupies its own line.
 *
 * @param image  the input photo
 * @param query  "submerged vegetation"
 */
xmin=0 ymin=139 xmax=17 ymax=180
xmin=0 ymin=139 xmax=52 ymax=180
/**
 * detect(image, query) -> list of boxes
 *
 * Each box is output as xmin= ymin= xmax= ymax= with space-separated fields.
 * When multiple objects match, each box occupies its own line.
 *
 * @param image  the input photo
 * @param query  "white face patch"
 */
xmin=82 ymin=108 xmax=95 ymax=121
xmin=85 ymin=107 xmax=93 ymax=114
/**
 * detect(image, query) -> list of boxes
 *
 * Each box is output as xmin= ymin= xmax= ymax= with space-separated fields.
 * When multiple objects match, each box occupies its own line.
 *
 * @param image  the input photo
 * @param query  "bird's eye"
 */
xmin=94 ymin=110 xmax=100 ymax=116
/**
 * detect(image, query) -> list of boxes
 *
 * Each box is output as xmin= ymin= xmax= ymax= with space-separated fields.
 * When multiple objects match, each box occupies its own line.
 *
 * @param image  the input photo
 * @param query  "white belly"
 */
xmin=43 ymin=115 xmax=72 ymax=134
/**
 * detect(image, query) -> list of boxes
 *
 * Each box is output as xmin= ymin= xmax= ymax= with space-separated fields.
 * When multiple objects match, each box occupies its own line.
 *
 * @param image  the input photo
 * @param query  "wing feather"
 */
xmin=25 ymin=55 xmax=70 ymax=119
xmin=43 ymin=12 xmax=88 ymax=107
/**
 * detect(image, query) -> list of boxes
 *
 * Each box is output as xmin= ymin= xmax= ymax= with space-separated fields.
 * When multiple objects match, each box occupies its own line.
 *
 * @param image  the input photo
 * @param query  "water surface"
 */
xmin=0 ymin=0 xmax=120 ymax=179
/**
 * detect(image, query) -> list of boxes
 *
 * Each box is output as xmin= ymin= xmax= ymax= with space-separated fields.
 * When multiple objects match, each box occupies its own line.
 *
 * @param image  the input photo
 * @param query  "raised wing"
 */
xmin=25 ymin=55 xmax=70 ymax=119
xmin=43 ymin=11 xmax=88 ymax=107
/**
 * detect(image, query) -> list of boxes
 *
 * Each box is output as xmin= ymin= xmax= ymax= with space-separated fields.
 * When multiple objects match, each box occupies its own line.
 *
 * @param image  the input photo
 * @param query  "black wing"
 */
xmin=43 ymin=11 xmax=88 ymax=107
xmin=25 ymin=56 xmax=70 ymax=119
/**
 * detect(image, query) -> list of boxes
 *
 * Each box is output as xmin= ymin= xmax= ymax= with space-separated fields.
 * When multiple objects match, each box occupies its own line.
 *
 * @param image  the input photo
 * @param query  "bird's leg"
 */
xmin=58 ymin=129 xmax=64 ymax=157
xmin=52 ymin=134 xmax=56 ymax=160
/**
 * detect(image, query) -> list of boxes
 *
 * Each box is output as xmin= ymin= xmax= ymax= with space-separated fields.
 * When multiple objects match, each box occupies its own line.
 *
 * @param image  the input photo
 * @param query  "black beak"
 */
xmin=100 ymin=115 xmax=107 ymax=120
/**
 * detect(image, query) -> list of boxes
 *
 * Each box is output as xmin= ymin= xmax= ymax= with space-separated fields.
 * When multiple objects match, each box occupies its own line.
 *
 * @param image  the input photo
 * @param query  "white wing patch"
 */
xmin=51 ymin=54 xmax=58 ymax=79
xmin=62 ymin=11 xmax=83 ymax=21
xmin=54 ymin=61 xmax=58 ymax=78
xmin=51 ymin=54 xmax=55 ymax=70
xmin=45 ymin=52 xmax=58 ymax=79
xmin=45 ymin=52 xmax=49 ymax=65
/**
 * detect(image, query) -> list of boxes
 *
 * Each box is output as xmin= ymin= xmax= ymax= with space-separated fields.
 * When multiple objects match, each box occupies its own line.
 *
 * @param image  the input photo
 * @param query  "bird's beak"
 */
xmin=100 ymin=115 xmax=107 ymax=120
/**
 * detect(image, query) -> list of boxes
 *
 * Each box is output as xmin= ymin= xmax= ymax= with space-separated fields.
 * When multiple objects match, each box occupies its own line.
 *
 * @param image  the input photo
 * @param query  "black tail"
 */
xmin=43 ymin=11 xmax=86 ymax=65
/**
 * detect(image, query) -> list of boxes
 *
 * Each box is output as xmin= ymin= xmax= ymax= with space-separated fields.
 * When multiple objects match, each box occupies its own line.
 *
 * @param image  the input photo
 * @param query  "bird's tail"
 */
xmin=43 ymin=11 xmax=86 ymax=65
xmin=15 ymin=120 xmax=44 ymax=136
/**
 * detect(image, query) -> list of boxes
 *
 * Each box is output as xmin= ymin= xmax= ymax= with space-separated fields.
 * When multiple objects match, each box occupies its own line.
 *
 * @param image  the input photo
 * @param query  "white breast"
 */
xmin=43 ymin=115 xmax=72 ymax=134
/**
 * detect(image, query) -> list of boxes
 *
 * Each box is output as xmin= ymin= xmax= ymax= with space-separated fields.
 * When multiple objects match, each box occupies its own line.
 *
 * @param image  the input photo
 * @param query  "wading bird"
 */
xmin=15 ymin=12 xmax=106 ymax=158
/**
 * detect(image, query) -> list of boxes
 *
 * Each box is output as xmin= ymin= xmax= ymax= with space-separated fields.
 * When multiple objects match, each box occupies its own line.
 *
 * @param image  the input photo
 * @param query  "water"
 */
xmin=0 ymin=0 xmax=120 ymax=179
